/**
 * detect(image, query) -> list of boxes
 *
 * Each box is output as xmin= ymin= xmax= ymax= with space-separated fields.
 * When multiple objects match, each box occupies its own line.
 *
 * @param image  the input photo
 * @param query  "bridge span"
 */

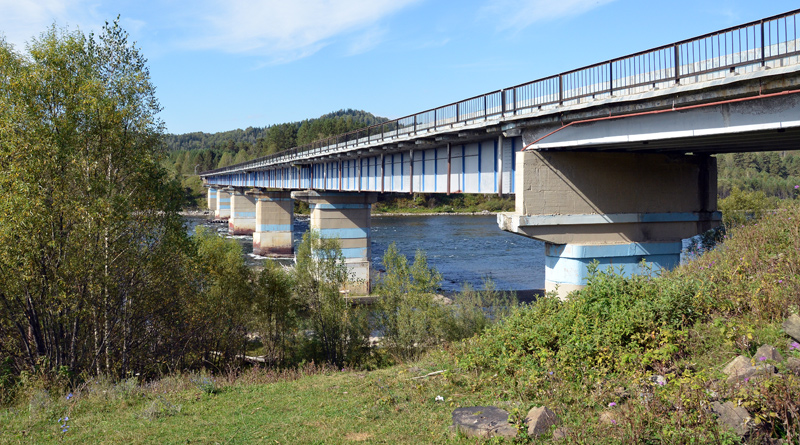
xmin=201 ymin=9 xmax=800 ymax=296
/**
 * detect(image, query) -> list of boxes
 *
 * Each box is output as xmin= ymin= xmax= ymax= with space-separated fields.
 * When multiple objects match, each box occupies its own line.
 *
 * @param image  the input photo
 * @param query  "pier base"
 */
xmin=544 ymin=241 xmax=682 ymax=296
xmin=229 ymin=189 xmax=257 ymax=235
xmin=292 ymin=191 xmax=377 ymax=295
xmin=215 ymin=189 xmax=231 ymax=219
xmin=252 ymin=190 xmax=294 ymax=257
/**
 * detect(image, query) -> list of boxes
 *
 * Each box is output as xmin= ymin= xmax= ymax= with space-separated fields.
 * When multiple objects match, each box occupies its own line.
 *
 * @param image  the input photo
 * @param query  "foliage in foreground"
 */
xmin=0 ymin=21 xmax=195 ymax=380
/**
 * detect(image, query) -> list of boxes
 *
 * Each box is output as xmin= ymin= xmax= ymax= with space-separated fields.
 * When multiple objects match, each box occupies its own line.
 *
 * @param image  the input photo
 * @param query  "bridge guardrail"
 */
xmin=202 ymin=8 xmax=800 ymax=177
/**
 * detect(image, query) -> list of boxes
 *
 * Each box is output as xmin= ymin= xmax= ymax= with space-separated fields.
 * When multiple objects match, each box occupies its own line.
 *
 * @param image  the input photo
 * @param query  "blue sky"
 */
xmin=1 ymin=0 xmax=798 ymax=135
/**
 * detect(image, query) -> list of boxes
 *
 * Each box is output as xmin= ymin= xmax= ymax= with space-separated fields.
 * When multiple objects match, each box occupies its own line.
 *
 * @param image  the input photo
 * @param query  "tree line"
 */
xmin=166 ymin=109 xmax=388 ymax=175
xmin=718 ymin=151 xmax=800 ymax=199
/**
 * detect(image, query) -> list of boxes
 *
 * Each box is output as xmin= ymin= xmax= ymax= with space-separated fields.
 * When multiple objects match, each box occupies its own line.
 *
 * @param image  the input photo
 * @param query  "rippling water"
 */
xmin=185 ymin=214 xmax=545 ymax=292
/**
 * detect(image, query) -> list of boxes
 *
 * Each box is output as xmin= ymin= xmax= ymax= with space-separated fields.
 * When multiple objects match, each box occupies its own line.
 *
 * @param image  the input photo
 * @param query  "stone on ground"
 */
xmin=711 ymin=401 xmax=752 ymax=437
xmin=452 ymin=406 xmax=517 ymax=439
xmin=722 ymin=354 xmax=775 ymax=384
xmin=783 ymin=314 xmax=800 ymax=342
xmin=786 ymin=357 xmax=800 ymax=375
xmin=754 ymin=344 xmax=783 ymax=363
xmin=599 ymin=411 xmax=618 ymax=425
xmin=524 ymin=406 xmax=559 ymax=436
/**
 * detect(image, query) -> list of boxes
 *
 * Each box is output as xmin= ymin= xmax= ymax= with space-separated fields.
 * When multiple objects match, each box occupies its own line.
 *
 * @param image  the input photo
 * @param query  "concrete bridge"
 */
xmin=201 ymin=9 xmax=800 ymax=296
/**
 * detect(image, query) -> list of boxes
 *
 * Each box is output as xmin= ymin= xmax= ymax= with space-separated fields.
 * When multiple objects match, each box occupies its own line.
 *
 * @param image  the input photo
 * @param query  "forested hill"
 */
xmin=166 ymin=109 xmax=388 ymax=174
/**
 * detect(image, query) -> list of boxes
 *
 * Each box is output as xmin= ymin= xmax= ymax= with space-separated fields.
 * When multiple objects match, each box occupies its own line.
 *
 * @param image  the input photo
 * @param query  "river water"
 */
xmin=184 ymin=214 xmax=545 ymax=293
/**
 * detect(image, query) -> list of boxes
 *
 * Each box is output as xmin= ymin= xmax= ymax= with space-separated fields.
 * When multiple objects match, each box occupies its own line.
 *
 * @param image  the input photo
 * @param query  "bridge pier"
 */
xmin=207 ymin=187 xmax=217 ymax=212
xmin=499 ymin=150 xmax=721 ymax=298
xmin=252 ymin=190 xmax=294 ymax=257
xmin=215 ymin=189 xmax=231 ymax=219
xmin=229 ymin=189 xmax=257 ymax=235
xmin=291 ymin=190 xmax=377 ymax=294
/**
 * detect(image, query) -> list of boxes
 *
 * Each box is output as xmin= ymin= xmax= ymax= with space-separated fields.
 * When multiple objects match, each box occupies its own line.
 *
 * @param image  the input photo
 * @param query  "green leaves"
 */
xmin=0 ymin=21 xmax=188 ymax=378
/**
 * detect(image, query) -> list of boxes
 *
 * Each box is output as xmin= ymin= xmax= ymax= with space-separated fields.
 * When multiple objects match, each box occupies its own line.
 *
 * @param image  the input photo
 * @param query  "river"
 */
xmin=184 ymin=213 xmax=545 ymax=293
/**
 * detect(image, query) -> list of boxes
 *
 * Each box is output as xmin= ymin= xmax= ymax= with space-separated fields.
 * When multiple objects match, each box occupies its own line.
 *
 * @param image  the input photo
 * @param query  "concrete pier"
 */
xmin=252 ymin=190 xmax=294 ymax=257
xmin=544 ymin=241 xmax=682 ymax=295
xmin=215 ymin=189 xmax=231 ymax=219
xmin=229 ymin=189 xmax=257 ymax=235
xmin=291 ymin=191 xmax=377 ymax=294
xmin=499 ymin=150 xmax=721 ymax=298
xmin=207 ymin=187 xmax=218 ymax=212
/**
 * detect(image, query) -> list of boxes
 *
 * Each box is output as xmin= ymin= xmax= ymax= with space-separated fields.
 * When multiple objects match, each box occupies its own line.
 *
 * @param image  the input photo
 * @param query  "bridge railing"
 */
xmin=203 ymin=8 xmax=800 ymax=177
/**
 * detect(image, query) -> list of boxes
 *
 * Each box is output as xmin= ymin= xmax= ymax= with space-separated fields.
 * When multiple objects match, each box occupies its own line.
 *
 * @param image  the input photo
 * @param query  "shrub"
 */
xmin=459 ymin=263 xmax=699 ymax=383
xmin=294 ymin=231 xmax=370 ymax=367
xmin=374 ymin=244 xmax=445 ymax=360
xmin=251 ymin=261 xmax=299 ymax=366
xmin=442 ymin=280 xmax=517 ymax=342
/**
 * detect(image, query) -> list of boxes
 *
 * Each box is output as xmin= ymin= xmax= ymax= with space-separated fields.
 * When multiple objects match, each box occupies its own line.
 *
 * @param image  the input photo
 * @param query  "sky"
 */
xmin=1 ymin=0 xmax=798 ymax=135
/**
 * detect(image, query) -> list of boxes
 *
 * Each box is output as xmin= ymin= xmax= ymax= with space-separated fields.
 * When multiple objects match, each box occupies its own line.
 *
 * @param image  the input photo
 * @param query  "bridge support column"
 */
xmin=291 ymin=191 xmax=377 ymax=295
xmin=228 ymin=189 xmax=257 ymax=235
xmin=252 ymin=191 xmax=294 ymax=257
xmin=215 ymin=189 xmax=231 ymax=219
xmin=207 ymin=187 xmax=218 ymax=212
xmin=499 ymin=150 xmax=721 ymax=298
xmin=544 ymin=241 xmax=682 ymax=295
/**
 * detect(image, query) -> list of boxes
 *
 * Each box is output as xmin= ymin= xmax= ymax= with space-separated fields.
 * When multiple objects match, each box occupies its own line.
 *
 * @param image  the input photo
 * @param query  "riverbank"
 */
xmin=179 ymin=209 xmax=504 ymax=217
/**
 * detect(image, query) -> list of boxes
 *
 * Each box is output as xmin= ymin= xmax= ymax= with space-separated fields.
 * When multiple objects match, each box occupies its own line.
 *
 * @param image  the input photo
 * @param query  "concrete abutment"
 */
xmin=499 ymin=150 xmax=721 ymax=298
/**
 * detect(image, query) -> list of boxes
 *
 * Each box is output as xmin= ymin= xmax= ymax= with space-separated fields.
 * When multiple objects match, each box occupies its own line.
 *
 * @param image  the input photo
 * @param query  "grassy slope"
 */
xmin=0 ymin=353 xmax=494 ymax=444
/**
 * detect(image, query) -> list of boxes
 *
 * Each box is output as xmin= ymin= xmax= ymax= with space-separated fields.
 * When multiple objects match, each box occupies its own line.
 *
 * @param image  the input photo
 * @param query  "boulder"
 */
xmin=711 ymin=401 xmax=752 ymax=437
xmin=598 ymin=411 xmax=618 ymax=425
xmin=783 ymin=314 xmax=800 ymax=342
xmin=524 ymin=406 xmax=559 ymax=436
xmin=785 ymin=357 xmax=800 ymax=375
xmin=722 ymin=355 xmax=774 ymax=384
xmin=754 ymin=344 xmax=783 ymax=363
xmin=452 ymin=406 xmax=517 ymax=439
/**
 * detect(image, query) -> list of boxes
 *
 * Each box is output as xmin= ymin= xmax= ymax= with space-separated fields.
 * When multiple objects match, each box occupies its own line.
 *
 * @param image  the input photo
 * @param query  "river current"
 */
xmin=184 ymin=214 xmax=545 ymax=293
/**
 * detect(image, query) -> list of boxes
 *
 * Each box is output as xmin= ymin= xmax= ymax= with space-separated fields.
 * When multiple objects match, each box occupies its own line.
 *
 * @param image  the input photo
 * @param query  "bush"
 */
xmin=251 ymin=261 xmax=299 ymax=366
xmin=294 ymin=231 xmax=370 ymax=367
xmin=375 ymin=244 xmax=445 ymax=360
xmin=459 ymin=263 xmax=699 ymax=383
xmin=442 ymin=280 xmax=517 ymax=342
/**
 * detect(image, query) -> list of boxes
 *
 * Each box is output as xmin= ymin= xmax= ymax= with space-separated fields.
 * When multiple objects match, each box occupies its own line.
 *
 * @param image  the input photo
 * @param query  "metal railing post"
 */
xmin=609 ymin=62 xmax=614 ymax=95
xmin=674 ymin=44 xmax=680 ymax=83
xmin=760 ymin=20 xmax=766 ymax=66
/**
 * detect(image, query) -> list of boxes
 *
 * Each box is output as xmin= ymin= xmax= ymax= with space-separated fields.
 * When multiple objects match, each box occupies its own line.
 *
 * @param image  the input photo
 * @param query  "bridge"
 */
xmin=201 ymin=9 xmax=800 ymax=296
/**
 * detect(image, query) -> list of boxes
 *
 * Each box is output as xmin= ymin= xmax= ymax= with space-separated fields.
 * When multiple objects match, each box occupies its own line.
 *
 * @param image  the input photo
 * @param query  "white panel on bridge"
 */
xmin=479 ymin=140 xmax=496 ymax=194
xmin=411 ymin=152 xmax=422 ymax=193
xmin=501 ymin=137 xmax=516 ymax=194
xmin=451 ymin=145 xmax=464 ymax=193
xmin=385 ymin=153 xmax=409 ymax=193
xmin=420 ymin=148 xmax=445 ymax=193
xmin=462 ymin=143 xmax=480 ymax=194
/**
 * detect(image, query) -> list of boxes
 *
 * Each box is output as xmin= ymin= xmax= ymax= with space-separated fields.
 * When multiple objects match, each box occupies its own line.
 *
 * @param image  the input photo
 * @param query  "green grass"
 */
xmin=1 ymin=354 xmax=506 ymax=444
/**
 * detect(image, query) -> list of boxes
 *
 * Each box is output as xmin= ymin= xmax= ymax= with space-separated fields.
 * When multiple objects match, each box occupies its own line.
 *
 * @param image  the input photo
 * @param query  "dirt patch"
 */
xmin=344 ymin=432 xmax=374 ymax=442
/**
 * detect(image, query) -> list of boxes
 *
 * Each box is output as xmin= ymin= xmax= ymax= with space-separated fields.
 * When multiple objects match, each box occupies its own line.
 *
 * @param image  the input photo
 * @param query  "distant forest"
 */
xmin=166 ymin=109 xmax=388 ymax=175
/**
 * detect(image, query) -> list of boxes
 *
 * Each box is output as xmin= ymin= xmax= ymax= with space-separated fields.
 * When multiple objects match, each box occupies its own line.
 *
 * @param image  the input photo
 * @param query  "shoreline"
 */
xmin=180 ymin=209 xmax=502 ymax=218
